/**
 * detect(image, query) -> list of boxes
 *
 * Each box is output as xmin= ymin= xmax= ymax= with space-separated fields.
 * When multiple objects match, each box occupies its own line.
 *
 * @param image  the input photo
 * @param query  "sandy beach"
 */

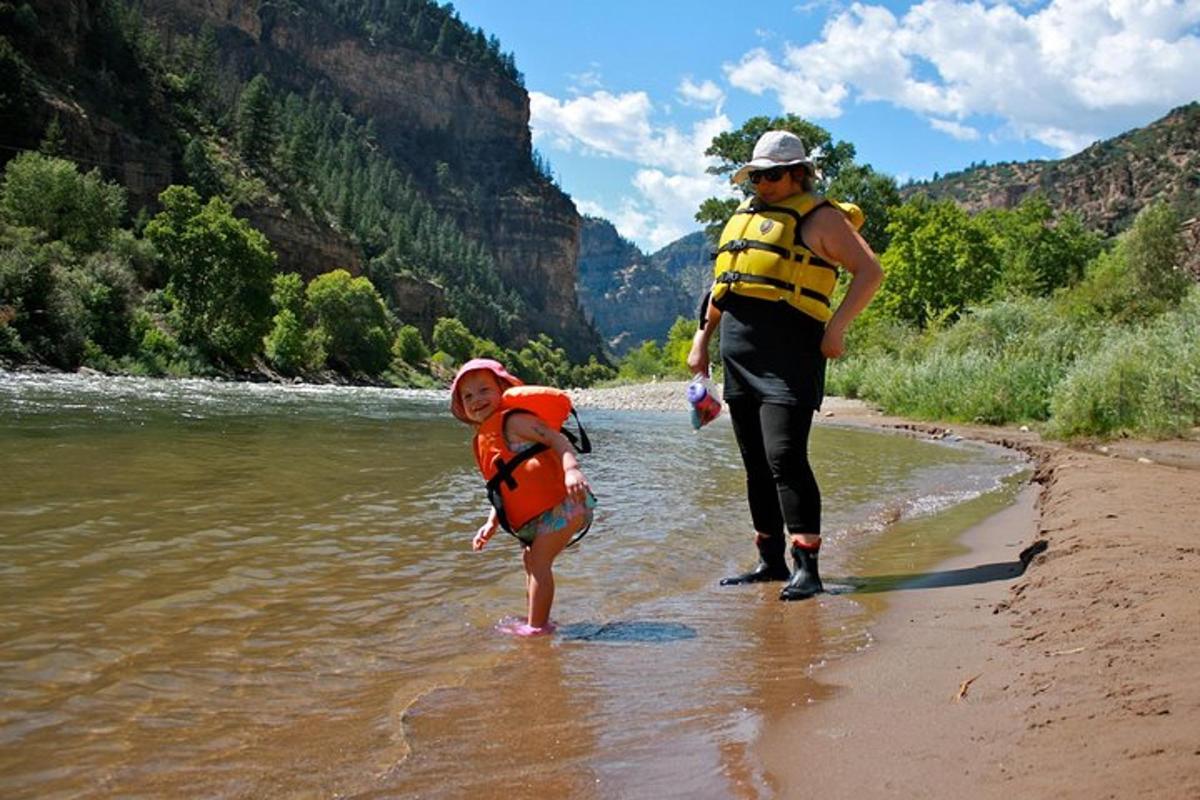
xmin=573 ymin=381 xmax=1200 ymax=798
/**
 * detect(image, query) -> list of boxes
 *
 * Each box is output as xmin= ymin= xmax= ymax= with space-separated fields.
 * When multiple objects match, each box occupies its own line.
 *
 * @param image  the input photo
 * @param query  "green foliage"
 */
xmin=305 ymin=269 xmax=393 ymax=375
xmin=145 ymin=185 xmax=276 ymax=366
xmin=263 ymin=273 xmax=324 ymax=375
xmin=978 ymin=196 xmax=1101 ymax=297
xmin=829 ymin=298 xmax=1100 ymax=425
xmin=182 ymin=137 xmax=222 ymax=199
xmin=275 ymin=91 xmax=524 ymax=340
xmin=431 ymin=316 xmax=475 ymax=363
xmin=510 ymin=334 xmax=572 ymax=387
xmin=1123 ymin=202 xmax=1190 ymax=309
xmin=568 ymin=355 xmax=617 ymax=387
xmin=236 ymin=75 xmax=278 ymax=166
xmin=0 ymin=219 xmax=142 ymax=368
xmin=617 ymin=340 xmax=666 ymax=381
xmin=392 ymin=324 xmax=429 ymax=365
xmin=826 ymin=164 xmax=901 ymax=254
xmin=1047 ymin=289 xmax=1200 ymax=438
xmin=1062 ymin=201 xmax=1190 ymax=322
xmin=662 ymin=317 xmax=699 ymax=376
xmin=0 ymin=152 xmax=127 ymax=253
xmin=875 ymin=197 xmax=1000 ymax=326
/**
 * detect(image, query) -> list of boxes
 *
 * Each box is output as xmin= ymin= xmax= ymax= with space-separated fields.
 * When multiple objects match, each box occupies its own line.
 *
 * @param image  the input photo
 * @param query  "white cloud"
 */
xmin=677 ymin=77 xmax=725 ymax=109
xmin=929 ymin=117 xmax=981 ymax=140
xmin=725 ymin=0 xmax=1200 ymax=154
xmin=530 ymin=89 xmax=733 ymax=175
xmin=530 ymin=88 xmax=741 ymax=249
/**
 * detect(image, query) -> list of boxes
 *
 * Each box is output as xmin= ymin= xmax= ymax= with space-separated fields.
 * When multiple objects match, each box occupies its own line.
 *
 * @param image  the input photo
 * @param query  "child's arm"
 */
xmin=473 ymin=507 xmax=499 ymax=551
xmin=505 ymin=412 xmax=591 ymax=502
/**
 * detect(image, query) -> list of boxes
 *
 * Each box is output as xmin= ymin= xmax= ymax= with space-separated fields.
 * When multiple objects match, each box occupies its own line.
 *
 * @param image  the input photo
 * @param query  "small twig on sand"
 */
xmin=955 ymin=674 xmax=982 ymax=703
xmin=1047 ymin=646 xmax=1086 ymax=656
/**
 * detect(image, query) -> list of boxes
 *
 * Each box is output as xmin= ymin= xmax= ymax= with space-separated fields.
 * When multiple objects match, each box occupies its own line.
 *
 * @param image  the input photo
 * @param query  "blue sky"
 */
xmin=454 ymin=0 xmax=1200 ymax=252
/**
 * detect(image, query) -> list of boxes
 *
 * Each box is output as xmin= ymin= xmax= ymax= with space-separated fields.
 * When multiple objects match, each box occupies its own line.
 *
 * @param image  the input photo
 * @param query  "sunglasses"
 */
xmin=749 ymin=166 xmax=789 ymax=184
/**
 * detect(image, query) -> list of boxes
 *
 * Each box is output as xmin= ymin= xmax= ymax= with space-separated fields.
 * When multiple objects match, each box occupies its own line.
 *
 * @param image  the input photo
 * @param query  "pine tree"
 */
xmin=236 ymin=75 xmax=278 ymax=167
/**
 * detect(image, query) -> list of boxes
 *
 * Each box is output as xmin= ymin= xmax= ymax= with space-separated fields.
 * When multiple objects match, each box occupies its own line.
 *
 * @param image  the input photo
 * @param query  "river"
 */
xmin=0 ymin=372 xmax=1025 ymax=799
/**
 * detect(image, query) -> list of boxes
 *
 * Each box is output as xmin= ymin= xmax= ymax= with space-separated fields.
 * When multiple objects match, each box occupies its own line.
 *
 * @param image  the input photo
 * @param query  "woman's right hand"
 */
xmin=686 ymin=331 xmax=710 ymax=376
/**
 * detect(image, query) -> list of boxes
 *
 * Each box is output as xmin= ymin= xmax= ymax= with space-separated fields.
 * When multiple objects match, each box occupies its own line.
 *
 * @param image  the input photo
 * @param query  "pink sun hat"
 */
xmin=449 ymin=358 xmax=523 ymax=422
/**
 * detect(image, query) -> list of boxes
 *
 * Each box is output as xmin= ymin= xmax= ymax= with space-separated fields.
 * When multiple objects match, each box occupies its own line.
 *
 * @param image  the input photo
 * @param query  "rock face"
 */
xmin=577 ymin=216 xmax=692 ymax=353
xmin=652 ymin=231 xmax=713 ymax=308
xmin=137 ymin=0 xmax=602 ymax=360
xmin=904 ymin=103 xmax=1200 ymax=236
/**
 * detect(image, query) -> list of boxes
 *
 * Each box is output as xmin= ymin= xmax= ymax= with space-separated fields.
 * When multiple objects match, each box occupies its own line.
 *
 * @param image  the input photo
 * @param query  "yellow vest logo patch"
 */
xmin=759 ymin=220 xmax=774 ymax=235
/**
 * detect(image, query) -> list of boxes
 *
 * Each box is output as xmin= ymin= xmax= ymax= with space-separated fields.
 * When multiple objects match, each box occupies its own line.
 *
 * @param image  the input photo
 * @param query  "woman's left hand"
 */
xmin=820 ymin=326 xmax=846 ymax=359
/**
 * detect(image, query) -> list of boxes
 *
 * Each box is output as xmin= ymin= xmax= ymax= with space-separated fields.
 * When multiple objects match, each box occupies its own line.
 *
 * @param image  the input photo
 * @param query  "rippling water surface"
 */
xmin=0 ymin=373 xmax=1025 ymax=798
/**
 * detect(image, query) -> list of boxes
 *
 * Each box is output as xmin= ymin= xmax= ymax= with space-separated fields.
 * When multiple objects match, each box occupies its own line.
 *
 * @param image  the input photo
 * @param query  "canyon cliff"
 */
xmin=9 ymin=0 xmax=603 ymax=358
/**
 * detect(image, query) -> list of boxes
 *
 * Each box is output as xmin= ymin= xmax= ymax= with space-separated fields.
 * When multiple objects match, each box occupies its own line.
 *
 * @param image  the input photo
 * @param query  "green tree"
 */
xmin=826 ymin=164 xmax=901 ymax=254
xmin=980 ymin=196 xmax=1102 ymax=297
xmin=875 ymin=197 xmax=1001 ymax=326
xmin=662 ymin=317 xmax=698 ymax=377
xmin=431 ymin=316 xmax=475 ymax=363
xmin=182 ymin=137 xmax=221 ymax=199
xmin=393 ymin=324 xmax=429 ymax=365
xmin=0 ymin=152 xmax=126 ymax=253
xmin=1124 ymin=202 xmax=1189 ymax=309
xmin=236 ymin=74 xmax=278 ymax=166
xmin=263 ymin=273 xmax=324 ymax=375
xmin=305 ymin=269 xmax=393 ymax=375
xmin=145 ymin=185 xmax=276 ymax=365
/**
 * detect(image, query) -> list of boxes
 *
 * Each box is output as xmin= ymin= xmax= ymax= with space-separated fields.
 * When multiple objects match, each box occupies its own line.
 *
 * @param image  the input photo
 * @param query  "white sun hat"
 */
xmin=730 ymin=130 xmax=815 ymax=184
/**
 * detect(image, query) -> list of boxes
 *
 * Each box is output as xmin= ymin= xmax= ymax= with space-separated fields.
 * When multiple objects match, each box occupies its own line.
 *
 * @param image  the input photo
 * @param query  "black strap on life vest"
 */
xmin=715 ymin=238 xmax=791 ymax=259
xmin=714 ymin=271 xmax=831 ymax=307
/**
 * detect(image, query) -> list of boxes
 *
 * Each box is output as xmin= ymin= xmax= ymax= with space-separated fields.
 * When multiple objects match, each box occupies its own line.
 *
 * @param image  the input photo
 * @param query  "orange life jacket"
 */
xmin=473 ymin=386 xmax=590 ymax=534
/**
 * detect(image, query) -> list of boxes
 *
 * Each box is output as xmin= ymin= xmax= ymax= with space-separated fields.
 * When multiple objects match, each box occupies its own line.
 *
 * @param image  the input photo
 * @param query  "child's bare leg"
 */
xmin=524 ymin=520 xmax=581 ymax=628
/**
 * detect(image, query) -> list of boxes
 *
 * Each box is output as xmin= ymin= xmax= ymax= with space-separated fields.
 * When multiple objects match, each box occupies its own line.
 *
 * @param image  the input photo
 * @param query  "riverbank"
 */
xmin=574 ymin=381 xmax=1200 ymax=798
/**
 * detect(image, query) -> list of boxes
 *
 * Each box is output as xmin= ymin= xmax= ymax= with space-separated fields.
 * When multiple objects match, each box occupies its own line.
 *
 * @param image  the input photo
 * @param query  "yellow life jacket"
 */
xmin=712 ymin=193 xmax=864 ymax=322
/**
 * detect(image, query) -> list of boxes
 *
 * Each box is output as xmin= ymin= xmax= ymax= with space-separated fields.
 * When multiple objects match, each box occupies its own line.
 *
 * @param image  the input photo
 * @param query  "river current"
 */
xmin=0 ymin=373 xmax=1025 ymax=798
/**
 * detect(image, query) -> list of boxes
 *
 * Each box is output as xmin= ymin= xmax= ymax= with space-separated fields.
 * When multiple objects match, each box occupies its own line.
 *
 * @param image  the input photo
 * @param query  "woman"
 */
xmin=687 ymin=129 xmax=883 ymax=601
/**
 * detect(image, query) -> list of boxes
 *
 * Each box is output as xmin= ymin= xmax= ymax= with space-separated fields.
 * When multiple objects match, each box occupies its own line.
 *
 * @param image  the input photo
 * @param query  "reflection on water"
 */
xmin=0 ymin=373 xmax=1024 ymax=798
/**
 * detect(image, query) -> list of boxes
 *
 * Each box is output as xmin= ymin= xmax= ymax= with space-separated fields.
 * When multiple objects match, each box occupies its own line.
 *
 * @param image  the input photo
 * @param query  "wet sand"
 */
xmin=575 ymin=382 xmax=1200 ymax=799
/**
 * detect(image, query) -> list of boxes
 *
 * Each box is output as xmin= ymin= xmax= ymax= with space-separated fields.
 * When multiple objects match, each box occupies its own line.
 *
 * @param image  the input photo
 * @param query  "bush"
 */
xmin=1047 ymin=289 xmax=1200 ymax=438
xmin=305 ymin=269 xmax=393 ymax=375
xmin=392 ymin=324 xmax=429 ymax=365
xmin=431 ymin=317 xmax=474 ymax=363
xmin=0 ymin=152 xmax=126 ymax=253
xmin=144 ymin=185 xmax=276 ymax=366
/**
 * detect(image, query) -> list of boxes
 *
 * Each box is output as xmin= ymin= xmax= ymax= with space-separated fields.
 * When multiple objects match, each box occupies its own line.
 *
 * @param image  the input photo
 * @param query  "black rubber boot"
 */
xmin=720 ymin=534 xmax=791 ymax=585
xmin=779 ymin=543 xmax=824 ymax=601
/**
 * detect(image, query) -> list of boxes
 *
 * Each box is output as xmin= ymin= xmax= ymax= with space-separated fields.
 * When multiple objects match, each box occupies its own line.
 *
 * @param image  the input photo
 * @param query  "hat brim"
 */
xmin=731 ymin=158 xmax=812 ymax=185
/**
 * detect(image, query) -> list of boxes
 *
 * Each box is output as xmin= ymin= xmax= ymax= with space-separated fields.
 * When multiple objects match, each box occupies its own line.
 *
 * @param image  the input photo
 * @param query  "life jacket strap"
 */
xmin=563 ymin=408 xmax=592 ymax=454
xmin=485 ymin=443 xmax=549 ymax=533
xmin=715 ymin=271 xmax=831 ymax=307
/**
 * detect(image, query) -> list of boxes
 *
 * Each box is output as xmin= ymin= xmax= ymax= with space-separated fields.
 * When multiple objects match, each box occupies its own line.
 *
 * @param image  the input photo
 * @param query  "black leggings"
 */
xmin=727 ymin=399 xmax=820 ymax=536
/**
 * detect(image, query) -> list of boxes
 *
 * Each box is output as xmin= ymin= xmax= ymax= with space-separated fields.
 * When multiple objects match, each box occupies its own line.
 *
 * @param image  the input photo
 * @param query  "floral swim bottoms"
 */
xmin=515 ymin=492 xmax=597 ymax=546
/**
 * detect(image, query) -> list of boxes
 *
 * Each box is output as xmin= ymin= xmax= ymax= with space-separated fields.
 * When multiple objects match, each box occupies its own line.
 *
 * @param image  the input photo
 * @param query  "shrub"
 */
xmin=0 ymin=152 xmax=126 ymax=253
xmin=392 ymin=324 xmax=429 ymax=365
xmin=305 ymin=269 xmax=393 ymax=375
xmin=144 ymin=185 xmax=275 ymax=366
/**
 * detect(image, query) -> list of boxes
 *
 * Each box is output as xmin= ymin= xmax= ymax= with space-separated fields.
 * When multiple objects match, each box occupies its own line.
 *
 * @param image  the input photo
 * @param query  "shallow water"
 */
xmin=0 ymin=373 xmax=1025 ymax=798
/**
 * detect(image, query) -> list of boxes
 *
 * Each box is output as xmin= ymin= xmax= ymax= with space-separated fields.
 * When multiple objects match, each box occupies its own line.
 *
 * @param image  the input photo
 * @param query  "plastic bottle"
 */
xmin=687 ymin=374 xmax=722 ymax=429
